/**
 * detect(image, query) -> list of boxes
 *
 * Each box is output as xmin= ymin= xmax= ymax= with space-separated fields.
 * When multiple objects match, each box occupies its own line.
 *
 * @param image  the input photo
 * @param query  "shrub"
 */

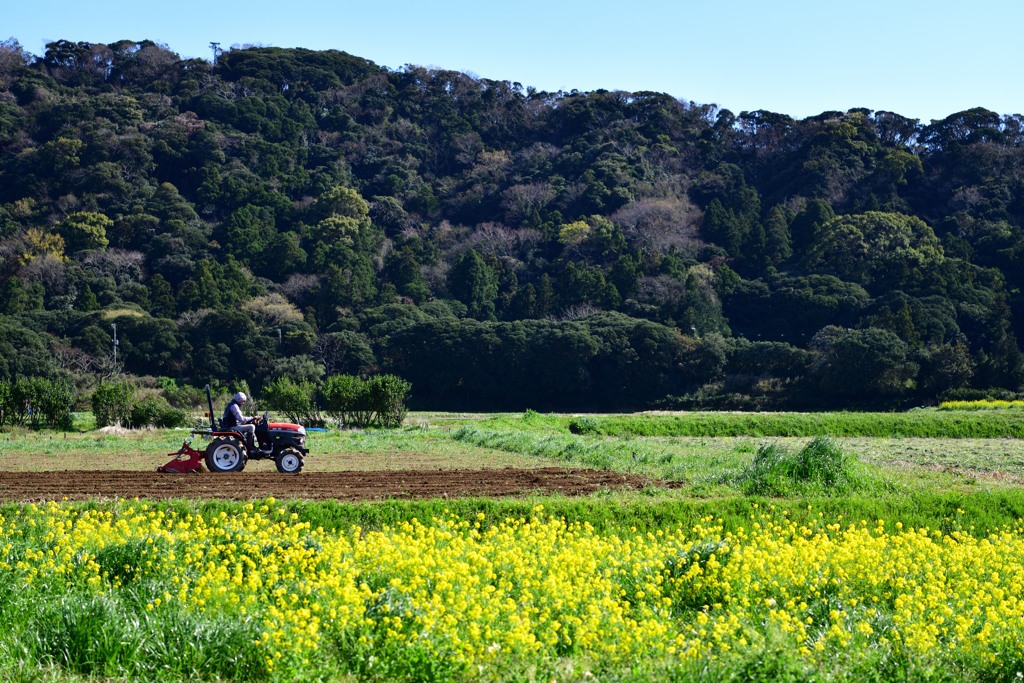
xmin=366 ymin=374 xmax=410 ymax=428
xmin=0 ymin=377 xmax=75 ymax=429
xmin=322 ymin=374 xmax=369 ymax=427
xmin=0 ymin=380 xmax=9 ymax=429
xmin=128 ymin=395 xmax=189 ymax=429
xmin=92 ymin=380 xmax=136 ymax=428
xmin=739 ymin=443 xmax=790 ymax=497
xmin=568 ymin=417 xmax=598 ymax=434
xmin=262 ymin=377 xmax=322 ymax=426
xmin=939 ymin=387 xmax=1019 ymax=402
xmin=322 ymin=374 xmax=410 ymax=428
xmin=159 ymin=378 xmax=205 ymax=410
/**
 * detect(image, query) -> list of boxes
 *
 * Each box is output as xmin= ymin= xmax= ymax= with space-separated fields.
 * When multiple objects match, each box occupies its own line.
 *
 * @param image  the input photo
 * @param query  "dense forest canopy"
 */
xmin=1 ymin=37 xmax=1023 ymax=410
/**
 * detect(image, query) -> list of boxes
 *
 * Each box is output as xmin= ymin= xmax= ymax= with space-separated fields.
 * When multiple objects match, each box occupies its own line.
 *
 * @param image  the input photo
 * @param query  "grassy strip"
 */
xmin=286 ymin=490 xmax=1024 ymax=537
xmin=447 ymin=425 xmax=884 ymax=493
xmin=6 ymin=488 xmax=1020 ymax=537
xmin=448 ymin=424 xmax=683 ymax=476
xmin=565 ymin=410 xmax=1024 ymax=438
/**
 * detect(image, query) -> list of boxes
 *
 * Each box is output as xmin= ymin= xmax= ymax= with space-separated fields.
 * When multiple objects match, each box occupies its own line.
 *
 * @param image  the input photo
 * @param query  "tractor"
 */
xmin=158 ymin=385 xmax=308 ymax=474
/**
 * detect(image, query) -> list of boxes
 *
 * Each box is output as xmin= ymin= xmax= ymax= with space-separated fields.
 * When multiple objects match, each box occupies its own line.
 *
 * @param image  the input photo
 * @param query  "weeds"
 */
xmin=735 ymin=438 xmax=858 ymax=496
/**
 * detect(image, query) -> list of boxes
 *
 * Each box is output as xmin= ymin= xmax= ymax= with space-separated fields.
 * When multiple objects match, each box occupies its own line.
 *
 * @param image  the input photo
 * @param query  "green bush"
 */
xmin=0 ymin=380 xmax=9 ymax=428
xmin=366 ymin=374 xmax=410 ymax=428
xmin=159 ymin=378 xmax=205 ymax=410
xmin=91 ymin=380 xmax=136 ymax=428
xmin=322 ymin=374 xmax=369 ymax=427
xmin=128 ymin=395 xmax=189 ymax=429
xmin=568 ymin=417 xmax=598 ymax=434
xmin=322 ymin=374 xmax=410 ymax=428
xmin=791 ymin=437 xmax=853 ymax=488
xmin=0 ymin=376 xmax=75 ymax=429
xmin=33 ymin=377 xmax=76 ymax=430
xmin=262 ymin=377 xmax=322 ymax=426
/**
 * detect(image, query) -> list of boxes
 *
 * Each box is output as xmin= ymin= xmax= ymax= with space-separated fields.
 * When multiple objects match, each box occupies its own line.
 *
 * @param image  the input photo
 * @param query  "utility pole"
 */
xmin=111 ymin=323 xmax=119 ymax=373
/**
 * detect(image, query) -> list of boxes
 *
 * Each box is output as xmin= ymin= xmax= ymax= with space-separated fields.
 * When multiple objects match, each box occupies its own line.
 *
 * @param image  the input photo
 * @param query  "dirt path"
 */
xmin=0 ymin=468 xmax=662 ymax=502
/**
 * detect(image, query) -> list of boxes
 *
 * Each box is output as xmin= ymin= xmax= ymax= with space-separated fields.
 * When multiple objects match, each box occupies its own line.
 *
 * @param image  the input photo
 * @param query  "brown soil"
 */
xmin=0 ymin=468 xmax=664 ymax=502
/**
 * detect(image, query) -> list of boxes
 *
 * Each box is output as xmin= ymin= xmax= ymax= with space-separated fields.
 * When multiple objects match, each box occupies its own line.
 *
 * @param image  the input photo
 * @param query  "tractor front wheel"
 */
xmin=206 ymin=437 xmax=246 ymax=473
xmin=275 ymin=448 xmax=304 ymax=474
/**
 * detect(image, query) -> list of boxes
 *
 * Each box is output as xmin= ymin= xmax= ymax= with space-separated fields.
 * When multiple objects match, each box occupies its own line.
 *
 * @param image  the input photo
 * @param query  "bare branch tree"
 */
xmin=612 ymin=197 xmax=704 ymax=256
xmin=555 ymin=303 xmax=600 ymax=321
xmin=501 ymin=182 xmax=555 ymax=224
xmin=467 ymin=222 xmax=542 ymax=263
xmin=280 ymin=273 xmax=322 ymax=305
xmin=81 ymin=248 xmax=145 ymax=285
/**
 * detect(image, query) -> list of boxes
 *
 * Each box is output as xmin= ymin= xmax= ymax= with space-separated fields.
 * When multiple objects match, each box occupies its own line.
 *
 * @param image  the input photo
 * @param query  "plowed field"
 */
xmin=0 ymin=468 xmax=662 ymax=502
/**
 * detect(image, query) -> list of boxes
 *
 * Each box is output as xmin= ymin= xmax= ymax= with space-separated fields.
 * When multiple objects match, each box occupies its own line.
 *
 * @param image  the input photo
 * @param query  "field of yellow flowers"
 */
xmin=2 ymin=499 xmax=1023 ymax=682
xmin=938 ymin=399 xmax=1024 ymax=411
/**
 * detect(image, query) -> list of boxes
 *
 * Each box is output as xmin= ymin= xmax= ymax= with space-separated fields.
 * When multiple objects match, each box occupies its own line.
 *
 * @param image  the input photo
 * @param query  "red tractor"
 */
xmin=158 ymin=385 xmax=308 ymax=474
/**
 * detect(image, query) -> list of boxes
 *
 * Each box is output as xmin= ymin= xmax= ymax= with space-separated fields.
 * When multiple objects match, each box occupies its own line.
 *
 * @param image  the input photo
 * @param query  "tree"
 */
xmin=384 ymin=245 xmax=430 ymax=303
xmin=702 ymin=198 xmax=744 ymax=254
xmin=0 ymin=277 xmax=44 ymax=314
xmin=809 ymin=326 xmax=917 ymax=403
xmin=763 ymin=205 xmax=792 ymax=265
xmin=310 ymin=185 xmax=370 ymax=223
xmin=260 ymin=231 xmax=307 ymax=280
xmin=0 ymin=38 xmax=28 ymax=89
xmin=917 ymin=342 xmax=973 ymax=398
xmin=313 ymin=331 xmax=376 ymax=376
xmin=58 ymin=212 xmax=111 ymax=252
xmin=790 ymin=199 xmax=834 ymax=258
xmin=681 ymin=265 xmax=729 ymax=335
xmin=148 ymin=274 xmax=177 ymax=318
xmin=807 ymin=211 xmax=945 ymax=292
xmin=74 ymin=282 xmax=99 ymax=312
xmin=177 ymin=260 xmax=222 ymax=311
xmin=0 ymin=319 xmax=56 ymax=381
xmin=447 ymin=248 xmax=498 ymax=320
xmin=222 ymin=204 xmax=276 ymax=265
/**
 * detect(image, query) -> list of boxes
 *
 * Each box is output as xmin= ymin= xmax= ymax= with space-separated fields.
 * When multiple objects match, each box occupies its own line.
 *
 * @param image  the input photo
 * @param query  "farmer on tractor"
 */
xmin=222 ymin=392 xmax=265 ymax=454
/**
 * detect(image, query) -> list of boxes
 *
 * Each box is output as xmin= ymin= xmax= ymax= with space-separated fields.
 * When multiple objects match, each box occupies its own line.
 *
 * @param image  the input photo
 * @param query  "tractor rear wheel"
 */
xmin=206 ymin=437 xmax=246 ymax=472
xmin=275 ymin=448 xmax=304 ymax=474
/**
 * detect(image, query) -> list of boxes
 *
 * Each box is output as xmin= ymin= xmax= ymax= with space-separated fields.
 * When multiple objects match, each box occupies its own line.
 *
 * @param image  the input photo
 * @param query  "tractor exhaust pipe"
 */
xmin=206 ymin=383 xmax=216 ymax=431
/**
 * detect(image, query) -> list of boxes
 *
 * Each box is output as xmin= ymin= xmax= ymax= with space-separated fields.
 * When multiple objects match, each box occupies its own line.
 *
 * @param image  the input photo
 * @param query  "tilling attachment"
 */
xmin=157 ymin=440 xmax=207 ymax=473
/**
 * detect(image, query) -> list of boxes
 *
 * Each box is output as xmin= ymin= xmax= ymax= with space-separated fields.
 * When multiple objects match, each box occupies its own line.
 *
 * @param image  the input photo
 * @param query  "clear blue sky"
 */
xmin=4 ymin=0 xmax=1022 ymax=122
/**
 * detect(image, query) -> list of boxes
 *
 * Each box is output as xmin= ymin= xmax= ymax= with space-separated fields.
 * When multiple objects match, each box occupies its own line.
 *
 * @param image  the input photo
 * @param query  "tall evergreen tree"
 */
xmin=448 ymin=249 xmax=498 ymax=320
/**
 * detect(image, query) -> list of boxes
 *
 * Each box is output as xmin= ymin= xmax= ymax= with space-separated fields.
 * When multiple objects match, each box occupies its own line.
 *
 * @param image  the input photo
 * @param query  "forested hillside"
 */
xmin=1 ymin=38 xmax=1023 ymax=410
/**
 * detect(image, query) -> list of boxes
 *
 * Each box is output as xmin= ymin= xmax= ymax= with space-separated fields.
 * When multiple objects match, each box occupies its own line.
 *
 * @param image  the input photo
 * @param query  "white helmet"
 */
xmin=234 ymin=392 xmax=248 ymax=404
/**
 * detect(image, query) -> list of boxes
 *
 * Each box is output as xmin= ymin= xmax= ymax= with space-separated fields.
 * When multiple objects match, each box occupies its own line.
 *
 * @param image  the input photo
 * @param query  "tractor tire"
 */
xmin=275 ymin=448 xmax=304 ymax=474
xmin=206 ymin=437 xmax=247 ymax=473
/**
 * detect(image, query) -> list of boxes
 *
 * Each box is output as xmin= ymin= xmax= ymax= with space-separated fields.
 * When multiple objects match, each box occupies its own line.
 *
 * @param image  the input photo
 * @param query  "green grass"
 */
xmin=4 ymin=485 xmax=1023 ymax=538
xmin=286 ymin=488 xmax=1024 ymax=537
xmin=560 ymin=410 xmax=1024 ymax=438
